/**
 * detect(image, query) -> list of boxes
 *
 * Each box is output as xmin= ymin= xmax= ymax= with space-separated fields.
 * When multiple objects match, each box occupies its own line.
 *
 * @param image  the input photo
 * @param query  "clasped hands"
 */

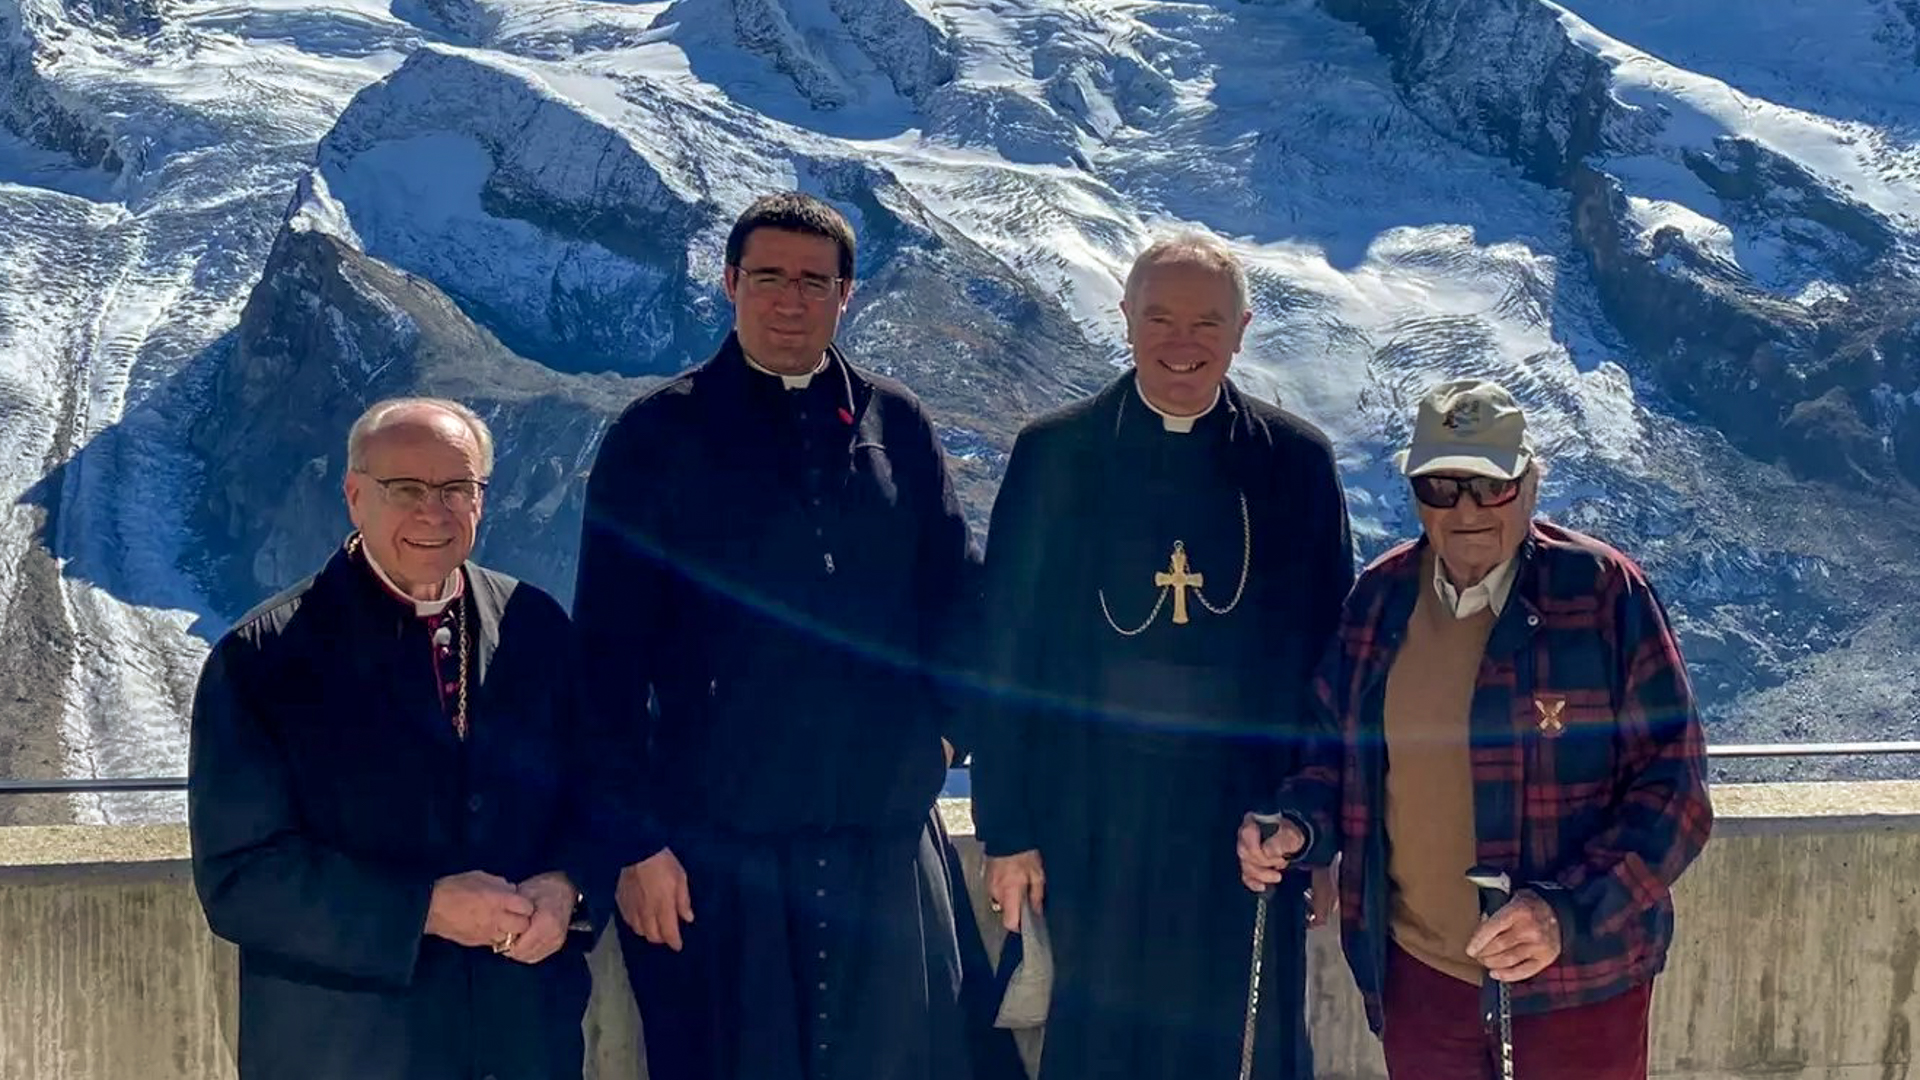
xmin=425 ymin=870 xmax=577 ymax=964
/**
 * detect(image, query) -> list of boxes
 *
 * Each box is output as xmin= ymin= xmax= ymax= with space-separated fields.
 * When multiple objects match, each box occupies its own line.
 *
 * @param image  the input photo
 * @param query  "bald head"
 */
xmin=347 ymin=397 xmax=494 ymax=478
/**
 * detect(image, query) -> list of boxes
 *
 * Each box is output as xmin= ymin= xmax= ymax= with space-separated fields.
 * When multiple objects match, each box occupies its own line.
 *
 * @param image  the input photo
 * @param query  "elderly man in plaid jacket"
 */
xmin=1237 ymin=379 xmax=1712 ymax=1079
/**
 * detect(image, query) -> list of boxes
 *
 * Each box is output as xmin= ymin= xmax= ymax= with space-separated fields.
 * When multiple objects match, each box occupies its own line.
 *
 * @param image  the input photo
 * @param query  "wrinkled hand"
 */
xmin=425 ymin=871 xmax=535 ymax=949
xmin=985 ymin=850 xmax=1045 ymax=933
xmin=1237 ymin=813 xmax=1306 ymax=893
xmin=618 ymin=848 xmax=694 ymax=952
xmin=504 ymin=872 xmax=576 ymax=965
xmin=1307 ymin=863 xmax=1338 ymax=929
xmin=1466 ymin=891 xmax=1563 ymax=982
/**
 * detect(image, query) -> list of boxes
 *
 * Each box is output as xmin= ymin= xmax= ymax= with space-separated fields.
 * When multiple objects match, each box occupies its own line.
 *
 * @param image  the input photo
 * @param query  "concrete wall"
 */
xmin=1 ymin=784 xmax=1916 ymax=1080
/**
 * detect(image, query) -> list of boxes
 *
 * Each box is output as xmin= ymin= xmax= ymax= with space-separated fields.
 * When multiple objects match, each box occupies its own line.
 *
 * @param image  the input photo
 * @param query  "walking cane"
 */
xmin=1239 ymin=816 xmax=1286 ymax=1080
xmin=1466 ymin=866 xmax=1516 ymax=1080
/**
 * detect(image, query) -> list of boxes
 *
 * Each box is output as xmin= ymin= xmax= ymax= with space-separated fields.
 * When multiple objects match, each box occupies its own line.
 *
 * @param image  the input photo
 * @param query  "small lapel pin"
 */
xmin=1534 ymin=696 xmax=1567 ymax=737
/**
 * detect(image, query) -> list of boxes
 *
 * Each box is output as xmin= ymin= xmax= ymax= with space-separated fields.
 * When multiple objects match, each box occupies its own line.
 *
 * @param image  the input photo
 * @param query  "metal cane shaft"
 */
xmin=1498 ymin=983 xmax=1514 ymax=1080
xmin=1239 ymin=817 xmax=1286 ymax=1080
xmin=1466 ymin=865 xmax=1516 ymax=1080
xmin=1238 ymin=888 xmax=1271 ymax=1080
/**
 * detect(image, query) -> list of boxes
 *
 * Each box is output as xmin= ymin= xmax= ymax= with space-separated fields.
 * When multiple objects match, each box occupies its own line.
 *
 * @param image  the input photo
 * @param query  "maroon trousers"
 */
xmin=1381 ymin=943 xmax=1653 ymax=1080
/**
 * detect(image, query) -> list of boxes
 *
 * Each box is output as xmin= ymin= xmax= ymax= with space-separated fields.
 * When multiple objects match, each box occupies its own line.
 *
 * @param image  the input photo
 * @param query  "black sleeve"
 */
xmin=188 ymin=639 xmax=436 ymax=986
xmin=907 ymin=403 xmax=985 ymax=763
xmin=966 ymin=427 xmax=1059 ymax=857
xmin=1306 ymin=437 xmax=1355 ymax=653
xmin=1263 ymin=434 xmax=1354 ymax=862
xmin=542 ymin=603 xmax=637 ymax=932
xmin=572 ymin=409 xmax=675 ymax=866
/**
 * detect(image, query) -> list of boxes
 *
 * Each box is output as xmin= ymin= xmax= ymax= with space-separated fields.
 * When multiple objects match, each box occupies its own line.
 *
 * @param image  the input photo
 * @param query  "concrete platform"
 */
xmin=1 ymin=783 xmax=1916 ymax=1079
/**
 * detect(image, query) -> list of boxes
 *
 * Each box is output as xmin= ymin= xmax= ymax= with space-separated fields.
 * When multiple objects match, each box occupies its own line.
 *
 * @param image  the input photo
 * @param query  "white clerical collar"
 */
xmin=359 ymin=541 xmax=464 ymax=617
xmin=744 ymin=349 xmax=828 ymax=390
xmin=1135 ymin=381 xmax=1221 ymax=434
xmin=1434 ymin=554 xmax=1517 ymax=620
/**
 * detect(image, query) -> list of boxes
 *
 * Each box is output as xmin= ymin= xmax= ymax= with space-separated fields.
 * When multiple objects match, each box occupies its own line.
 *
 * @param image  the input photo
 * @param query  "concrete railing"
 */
xmin=2 ymin=783 xmax=1917 ymax=1080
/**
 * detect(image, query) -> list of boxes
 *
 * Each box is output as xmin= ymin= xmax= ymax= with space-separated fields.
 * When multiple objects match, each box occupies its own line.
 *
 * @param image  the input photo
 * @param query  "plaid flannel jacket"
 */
xmin=1274 ymin=521 xmax=1712 ymax=1032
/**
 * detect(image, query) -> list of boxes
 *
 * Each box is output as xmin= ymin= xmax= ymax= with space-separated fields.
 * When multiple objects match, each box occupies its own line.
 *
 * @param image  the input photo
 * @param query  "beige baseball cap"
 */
xmin=1394 ymin=379 xmax=1534 ymax=480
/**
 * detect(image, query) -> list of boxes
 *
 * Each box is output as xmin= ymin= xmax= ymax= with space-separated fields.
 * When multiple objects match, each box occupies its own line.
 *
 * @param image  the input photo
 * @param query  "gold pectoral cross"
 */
xmin=1154 ymin=542 xmax=1205 ymax=625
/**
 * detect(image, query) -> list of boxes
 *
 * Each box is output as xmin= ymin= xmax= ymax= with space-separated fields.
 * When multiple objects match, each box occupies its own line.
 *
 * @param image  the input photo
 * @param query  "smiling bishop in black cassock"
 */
xmin=970 ymin=234 xmax=1354 ymax=1079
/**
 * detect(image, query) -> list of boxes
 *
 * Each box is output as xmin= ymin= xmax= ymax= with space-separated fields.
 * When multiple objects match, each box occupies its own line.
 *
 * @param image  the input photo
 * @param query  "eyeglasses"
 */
xmin=366 ymin=475 xmax=488 ymax=512
xmin=1409 ymin=471 xmax=1526 ymax=510
xmin=733 ymin=266 xmax=844 ymax=302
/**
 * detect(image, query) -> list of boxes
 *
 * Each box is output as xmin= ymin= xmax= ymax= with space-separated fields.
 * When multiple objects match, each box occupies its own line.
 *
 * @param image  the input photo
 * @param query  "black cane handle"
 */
xmin=1251 ymin=814 xmax=1288 ymax=899
xmin=1466 ymin=865 xmax=1512 ymax=918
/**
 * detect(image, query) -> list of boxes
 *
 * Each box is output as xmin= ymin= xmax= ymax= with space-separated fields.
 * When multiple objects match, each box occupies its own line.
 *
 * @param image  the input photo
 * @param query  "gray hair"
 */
xmin=346 ymin=397 xmax=495 ymax=478
xmin=1123 ymin=231 xmax=1250 ymax=314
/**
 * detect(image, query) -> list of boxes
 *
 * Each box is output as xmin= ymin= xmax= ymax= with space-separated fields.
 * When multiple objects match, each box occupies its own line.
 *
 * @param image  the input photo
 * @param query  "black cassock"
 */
xmin=574 ymin=332 xmax=1003 ymax=1080
xmin=188 ymin=543 xmax=630 ymax=1080
xmin=970 ymin=373 xmax=1352 ymax=1079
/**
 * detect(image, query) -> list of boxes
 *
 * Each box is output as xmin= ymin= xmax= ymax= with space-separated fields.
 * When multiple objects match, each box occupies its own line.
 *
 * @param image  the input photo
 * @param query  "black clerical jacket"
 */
xmin=574 ymin=332 xmax=978 ymax=859
xmin=969 ymin=372 xmax=1355 ymax=860
xmin=188 ymin=547 xmax=632 ymax=1080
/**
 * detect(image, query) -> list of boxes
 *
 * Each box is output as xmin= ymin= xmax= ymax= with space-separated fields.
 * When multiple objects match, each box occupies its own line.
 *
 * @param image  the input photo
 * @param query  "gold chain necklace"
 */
xmin=452 ymin=595 xmax=471 ymax=740
xmin=1099 ymin=492 xmax=1252 ymax=636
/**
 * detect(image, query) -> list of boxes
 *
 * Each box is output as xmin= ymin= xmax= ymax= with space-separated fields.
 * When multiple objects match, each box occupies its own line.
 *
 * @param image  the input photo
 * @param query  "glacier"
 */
xmin=2 ymin=0 xmax=1919 ymax=824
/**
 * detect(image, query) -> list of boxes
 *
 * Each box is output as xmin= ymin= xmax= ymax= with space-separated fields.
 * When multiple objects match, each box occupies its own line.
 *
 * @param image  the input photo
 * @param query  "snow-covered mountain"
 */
xmin=4 ymin=0 xmax=1919 ymax=823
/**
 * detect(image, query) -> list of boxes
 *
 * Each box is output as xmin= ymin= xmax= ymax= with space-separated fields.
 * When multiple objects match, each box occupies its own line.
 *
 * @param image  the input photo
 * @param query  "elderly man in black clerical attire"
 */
xmin=574 ymin=192 xmax=986 ymax=1080
xmin=189 ymin=398 xmax=628 ymax=1080
xmin=969 ymin=232 xmax=1353 ymax=1078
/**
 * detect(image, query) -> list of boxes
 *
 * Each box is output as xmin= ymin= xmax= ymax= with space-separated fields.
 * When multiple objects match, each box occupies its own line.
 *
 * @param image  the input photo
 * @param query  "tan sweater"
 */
xmin=1383 ymin=554 xmax=1496 ymax=985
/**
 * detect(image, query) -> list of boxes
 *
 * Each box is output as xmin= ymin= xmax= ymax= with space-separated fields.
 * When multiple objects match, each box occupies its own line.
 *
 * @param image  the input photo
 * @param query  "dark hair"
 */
xmin=724 ymin=193 xmax=857 ymax=281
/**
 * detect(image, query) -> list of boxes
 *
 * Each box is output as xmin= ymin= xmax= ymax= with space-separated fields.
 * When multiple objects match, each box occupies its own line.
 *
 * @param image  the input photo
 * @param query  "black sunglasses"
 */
xmin=1410 ymin=471 xmax=1526 ymax=510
